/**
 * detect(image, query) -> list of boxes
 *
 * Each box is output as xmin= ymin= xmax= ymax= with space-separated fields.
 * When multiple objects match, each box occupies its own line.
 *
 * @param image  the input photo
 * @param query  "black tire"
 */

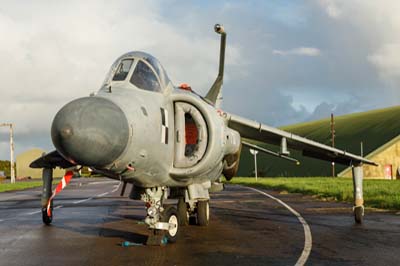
xmin=161 ymin=206 xmax=179 ymax=243
xmin=177 ymin=197 xmax=189 ymax=226
xmin=188 ymin=216 xmax=197 ymax=225
xmin=197 ymin=200 xmax=209 ymax=226
xmin=42 ymin=207 xmax=52 ymax=225
xmin=354 ymin=206 xmax=364 ymax=224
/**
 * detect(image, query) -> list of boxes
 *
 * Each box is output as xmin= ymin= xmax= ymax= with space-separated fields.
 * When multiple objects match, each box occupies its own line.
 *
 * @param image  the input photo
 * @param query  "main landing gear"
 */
xmin=179 ymin=198 xmax=210 ymax=226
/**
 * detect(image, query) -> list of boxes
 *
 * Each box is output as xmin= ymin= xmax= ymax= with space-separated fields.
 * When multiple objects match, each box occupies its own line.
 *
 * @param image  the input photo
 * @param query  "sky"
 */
xmin=0 ymin=0 xmax=399 ymax=159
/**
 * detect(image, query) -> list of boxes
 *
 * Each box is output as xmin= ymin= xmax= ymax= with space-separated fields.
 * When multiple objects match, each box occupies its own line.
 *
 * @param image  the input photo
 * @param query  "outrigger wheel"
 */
xmin=161 ymin=205 xmax=179 ymax=243
xmin=42 ymin=200 xmax=53 ymax=225
xmin=354 ymin=205 xmax=364 ymax=224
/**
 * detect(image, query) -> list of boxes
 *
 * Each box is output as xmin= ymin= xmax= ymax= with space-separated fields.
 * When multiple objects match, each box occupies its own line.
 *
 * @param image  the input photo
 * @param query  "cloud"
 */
xmin=368 ymin=43 xmax=400 ymax=86
xmin=305 ymin=100 xmax=364 ymax=122
xmin=318 ymin=0 xmax=342 ymax=18
xmin=272 ymin=47 xmax=321 ymax=56
xmin=0 ymin=0 xmax=399 ymax=160
xmin=314 ymin=1 xmax=400 ymax=101
xmin=0 ymin=1 xmax=243 ymax=159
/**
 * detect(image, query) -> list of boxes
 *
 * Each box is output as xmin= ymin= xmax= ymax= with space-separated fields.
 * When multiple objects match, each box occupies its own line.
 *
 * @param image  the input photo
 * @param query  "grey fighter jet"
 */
xmin=31 ymin=24 xmax=376 ymax=244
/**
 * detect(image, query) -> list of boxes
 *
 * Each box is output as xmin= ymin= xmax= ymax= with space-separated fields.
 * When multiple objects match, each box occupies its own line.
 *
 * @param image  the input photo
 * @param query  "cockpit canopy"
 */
xmin=102 ymin=51 xmax=172 ymax=92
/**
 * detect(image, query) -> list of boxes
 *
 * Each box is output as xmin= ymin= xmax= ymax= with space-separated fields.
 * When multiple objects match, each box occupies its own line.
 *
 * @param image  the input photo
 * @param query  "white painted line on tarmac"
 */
xmin=73 ymin=197 xmax=93 ymax=204
xmin=12 ymin=181 xmax=123 ymax=219
xmin=96 ymin=192 xmax=109 ymax=197
xmin=88 ymin=181 xmax=120 ymax=185
xmin=244 ymin=186 xmax=312 ymax=266
xmin=72 ymin=182 xmax=121 ymax=203
xmin=111 ymin=182 xmax=122 ymax=193
xmin=25 ymin=210 xmax=41 ymax=215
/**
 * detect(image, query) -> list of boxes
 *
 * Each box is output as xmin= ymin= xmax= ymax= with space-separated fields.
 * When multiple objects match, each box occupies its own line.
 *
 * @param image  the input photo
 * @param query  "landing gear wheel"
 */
xmin=189 ymin=216 xmax=197 ymax=225
xmin=42 ymin=204 xmax=53 ymax=225
xmin=354 ymin=206 xmax=364 ymax=224
xmin=177 ymin=197 xmax=189 ymax=226
xmin=197 ymin=200 xmax=209 ymax=226
xmin=161 ymin=206 xmax=179 ymax=243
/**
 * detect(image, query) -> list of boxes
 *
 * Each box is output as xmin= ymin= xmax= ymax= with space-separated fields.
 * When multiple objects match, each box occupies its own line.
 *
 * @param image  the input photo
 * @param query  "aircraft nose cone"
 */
xmin=51 ymin=97 xmax=129 ymax=167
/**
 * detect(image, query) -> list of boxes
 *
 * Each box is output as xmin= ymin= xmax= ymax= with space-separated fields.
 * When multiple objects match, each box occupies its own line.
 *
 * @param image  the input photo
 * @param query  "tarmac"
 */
xmin=0 ymin=178 xmax=399 ymax=266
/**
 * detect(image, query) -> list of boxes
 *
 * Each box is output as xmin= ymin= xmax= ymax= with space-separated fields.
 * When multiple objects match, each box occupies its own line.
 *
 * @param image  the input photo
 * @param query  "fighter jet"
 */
xmin=31 ymin=24 xmax=376 ymax=244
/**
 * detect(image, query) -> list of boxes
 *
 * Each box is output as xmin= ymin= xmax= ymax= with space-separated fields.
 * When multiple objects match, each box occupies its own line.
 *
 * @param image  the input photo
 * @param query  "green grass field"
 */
xmin=0 ymin=181 xmax=43 ymax=192
xmin=230 ymin=177 xmax=400 ymax=210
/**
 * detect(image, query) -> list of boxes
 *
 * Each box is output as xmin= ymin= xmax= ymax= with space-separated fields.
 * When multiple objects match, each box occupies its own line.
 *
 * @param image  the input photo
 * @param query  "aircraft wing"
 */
xmin=30 ymin=150 xmax=76 ymax=169
xmin=226 ymin=113 xmax=377 ymax=166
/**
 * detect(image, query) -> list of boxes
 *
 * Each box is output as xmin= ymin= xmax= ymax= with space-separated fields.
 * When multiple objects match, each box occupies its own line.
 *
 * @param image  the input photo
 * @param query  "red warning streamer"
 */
xmin=46 ymin=171 xmax=73 ymax=216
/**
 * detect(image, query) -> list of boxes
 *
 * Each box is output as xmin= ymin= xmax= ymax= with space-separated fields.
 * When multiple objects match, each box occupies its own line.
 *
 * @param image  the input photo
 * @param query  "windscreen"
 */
xmin=129 ymin=60 xmax=162 ymax=92
xmin=112 ymin=59 xmax=134 ymax=81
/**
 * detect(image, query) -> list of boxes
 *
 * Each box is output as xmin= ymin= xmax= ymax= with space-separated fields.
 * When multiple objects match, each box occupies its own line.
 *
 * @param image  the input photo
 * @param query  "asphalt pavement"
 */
xmin=0 ymin=178 xmax=399 ymax=266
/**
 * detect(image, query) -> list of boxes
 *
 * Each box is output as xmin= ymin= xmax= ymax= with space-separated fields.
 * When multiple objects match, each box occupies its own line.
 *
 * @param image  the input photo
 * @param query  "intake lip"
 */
xmin=51 ymin=96 xmax=129 ymax=167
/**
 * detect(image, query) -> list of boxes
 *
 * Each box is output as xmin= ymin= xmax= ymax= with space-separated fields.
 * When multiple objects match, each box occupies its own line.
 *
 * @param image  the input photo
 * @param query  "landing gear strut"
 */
xmin=41 ymin=168 xmax=53 ymax=225
xmin=352 ymin=164 xmax=364 ymax=224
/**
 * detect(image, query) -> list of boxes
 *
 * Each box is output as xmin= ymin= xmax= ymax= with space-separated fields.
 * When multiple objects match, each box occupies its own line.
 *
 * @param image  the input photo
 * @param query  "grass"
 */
xmin=230 ymin=177 xmax=400 ymax=210
xmin=0 ymin=181 xmax=43 ymax=192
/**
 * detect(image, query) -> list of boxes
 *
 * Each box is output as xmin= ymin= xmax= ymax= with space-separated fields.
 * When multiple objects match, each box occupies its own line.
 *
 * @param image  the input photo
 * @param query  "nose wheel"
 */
xmin=161 ymin=206 xmax=179 ymax=243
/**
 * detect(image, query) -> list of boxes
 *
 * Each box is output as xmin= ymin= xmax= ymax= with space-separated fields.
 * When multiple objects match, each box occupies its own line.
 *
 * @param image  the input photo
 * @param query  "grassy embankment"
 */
xmin=0 ymin=181 xmax=43 ymax=193
xmin=230 ymin=177 xmax=400 ymax=210
xmin=238 ymin=105 xmax=400 ymax=176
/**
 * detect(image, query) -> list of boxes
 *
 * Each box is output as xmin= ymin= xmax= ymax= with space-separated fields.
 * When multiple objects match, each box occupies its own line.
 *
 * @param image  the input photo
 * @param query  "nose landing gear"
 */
xmin=142 ymin=187 xmax=180 ymax=245
xmin=141 ymin=186 xmax=211 ymax=245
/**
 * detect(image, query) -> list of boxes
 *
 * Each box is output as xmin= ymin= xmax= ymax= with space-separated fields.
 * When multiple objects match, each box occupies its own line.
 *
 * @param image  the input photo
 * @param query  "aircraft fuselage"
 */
xmin=51 ymin=52 xmax=241 ymax=189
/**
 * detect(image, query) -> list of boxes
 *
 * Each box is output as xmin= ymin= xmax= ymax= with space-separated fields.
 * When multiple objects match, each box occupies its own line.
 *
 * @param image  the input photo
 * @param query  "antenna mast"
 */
xmin=1 ymin=123 xmax=15 ymax=183
xmin=330 ymin=114 xmax=335 ymax=177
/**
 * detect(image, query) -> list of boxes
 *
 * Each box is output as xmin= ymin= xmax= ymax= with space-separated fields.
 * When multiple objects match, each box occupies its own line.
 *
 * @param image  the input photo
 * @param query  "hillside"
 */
xmin=237 ymin=105 xmax=400 ymax=176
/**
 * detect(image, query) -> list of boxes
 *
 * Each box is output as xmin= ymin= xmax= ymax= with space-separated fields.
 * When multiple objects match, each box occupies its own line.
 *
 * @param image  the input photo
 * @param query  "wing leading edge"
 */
xmin=226 ymin=113 xmax=377 ymax=166
xmin=30 ymin=150 xmax=76 ymax=169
